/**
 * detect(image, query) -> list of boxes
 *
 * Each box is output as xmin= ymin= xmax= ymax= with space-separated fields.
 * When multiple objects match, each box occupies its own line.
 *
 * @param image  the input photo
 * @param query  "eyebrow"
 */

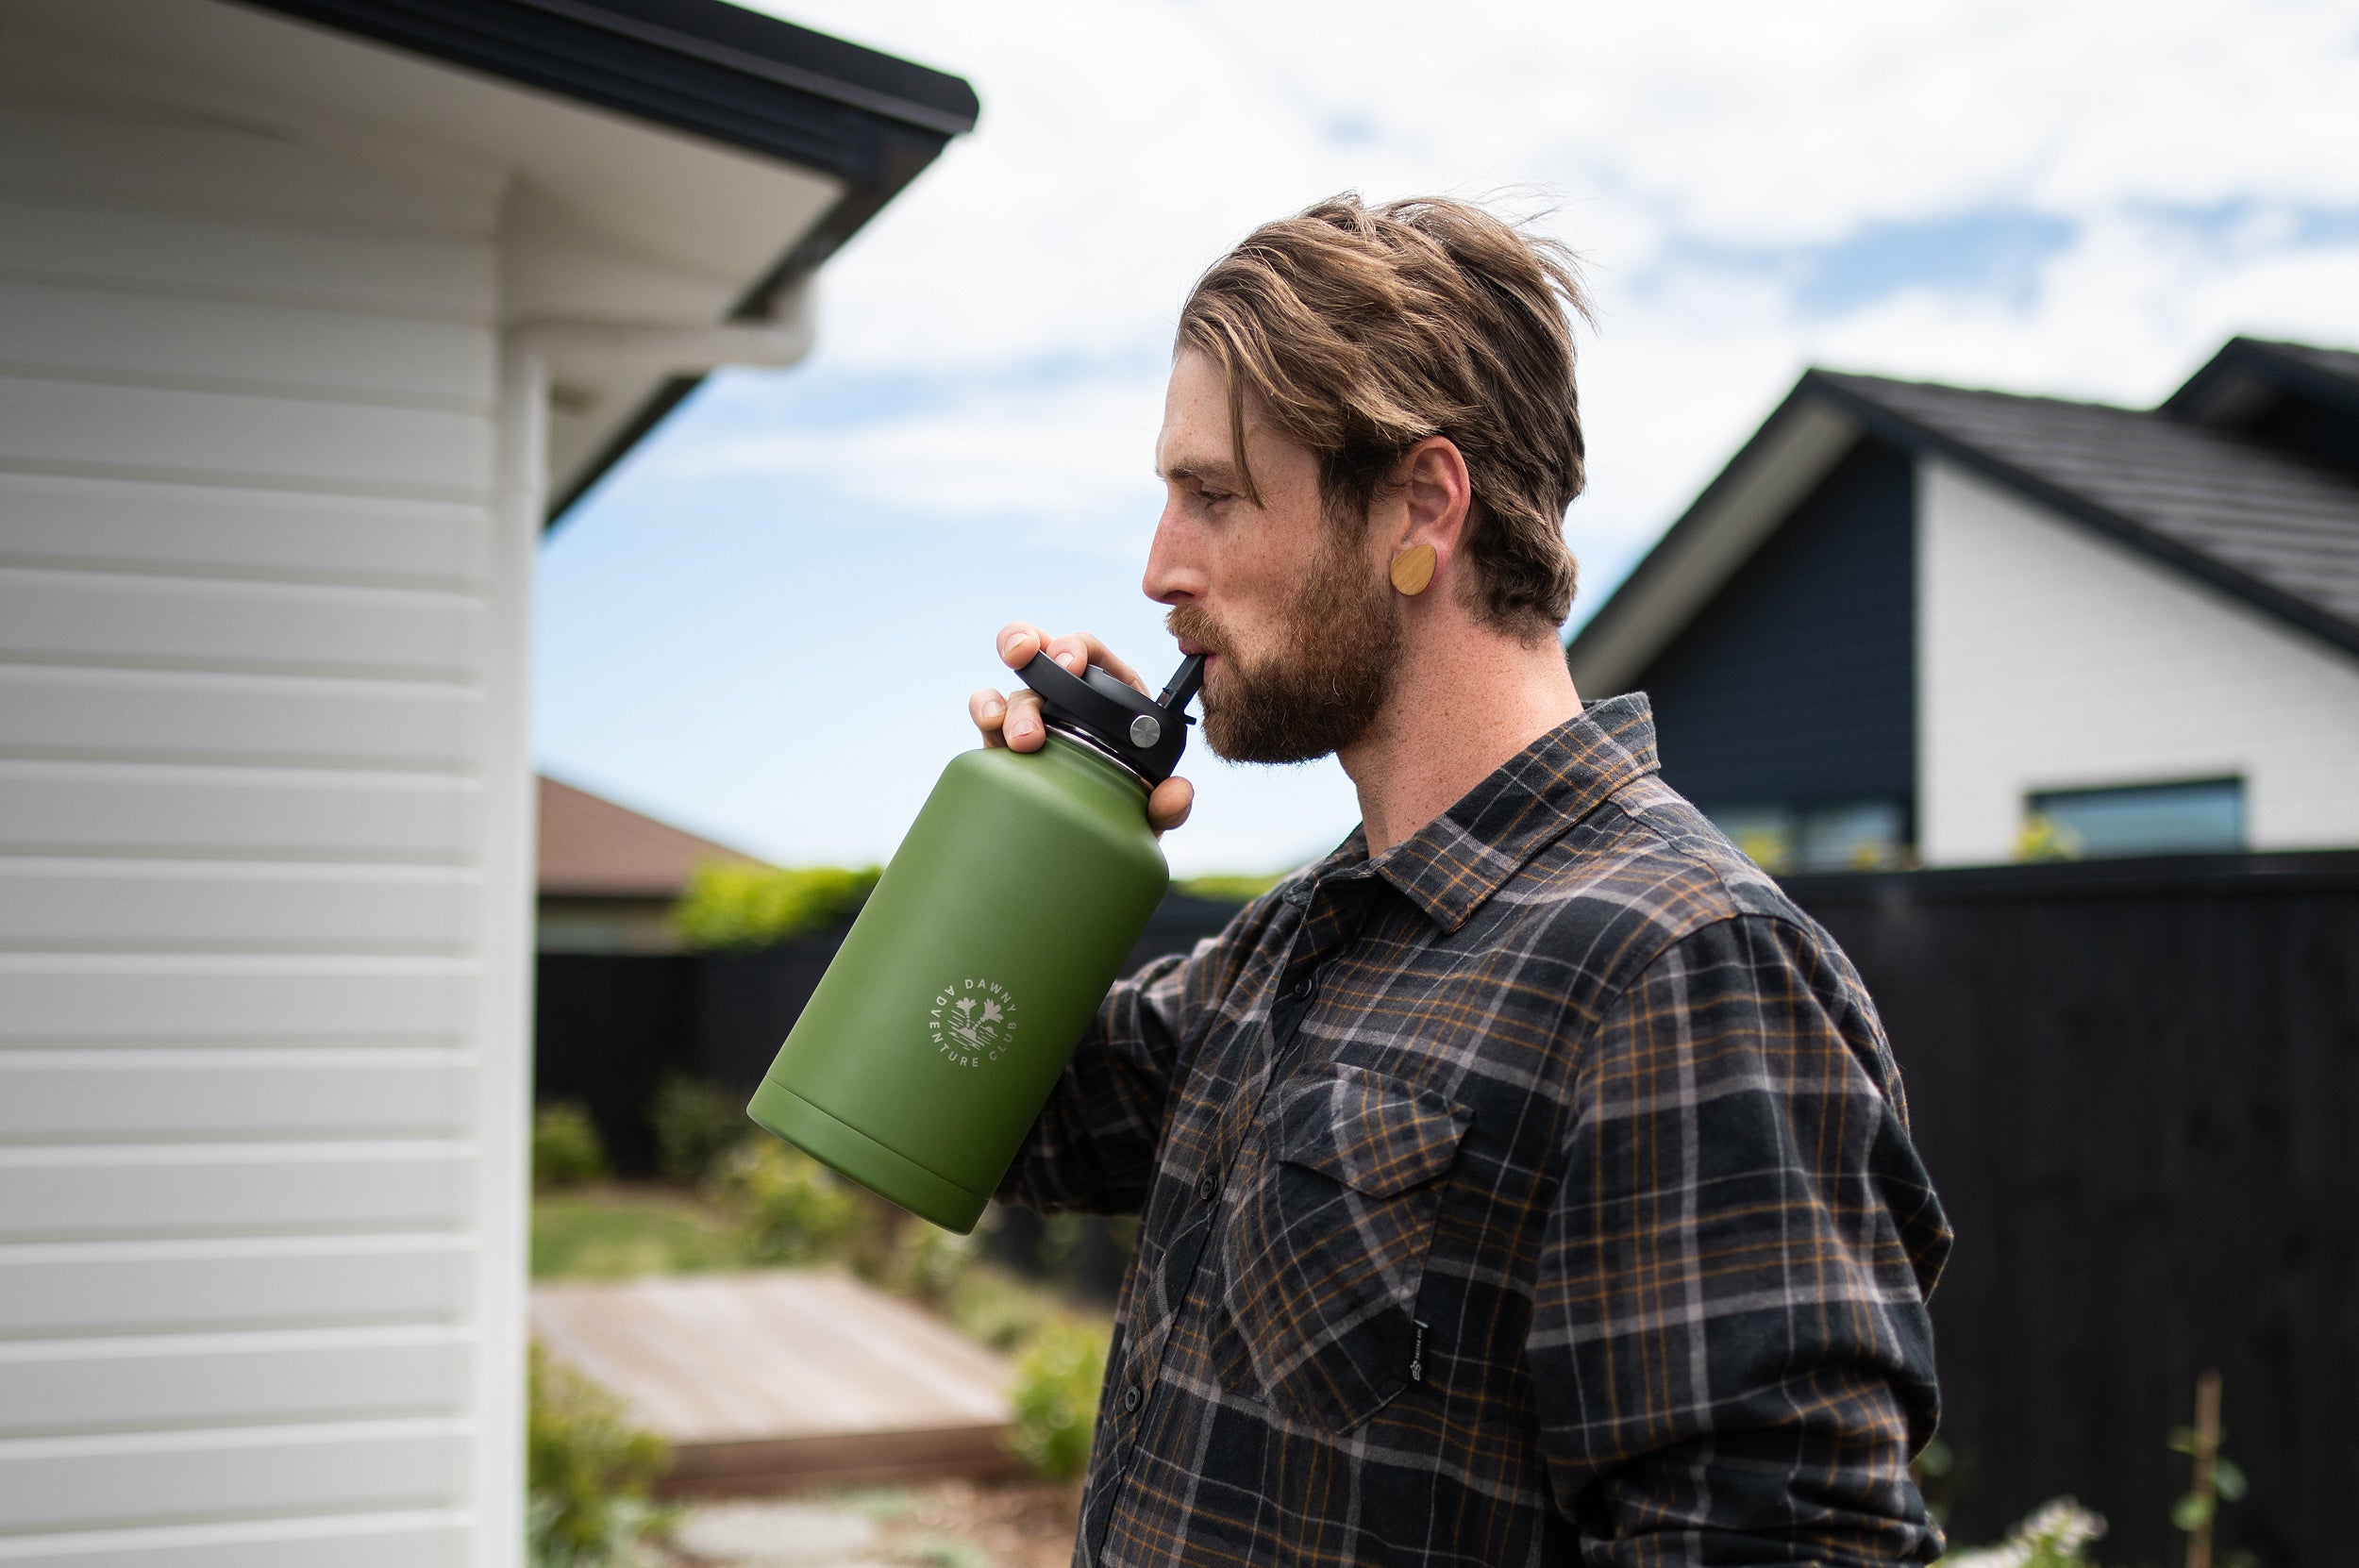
xmin=1157 ymin=456 xmax=1245 ymax=487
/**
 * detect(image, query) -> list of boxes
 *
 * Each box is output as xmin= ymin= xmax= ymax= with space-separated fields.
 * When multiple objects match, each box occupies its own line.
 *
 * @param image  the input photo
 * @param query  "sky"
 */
xmin=533 ymin=0 xmax=2359 ymax=878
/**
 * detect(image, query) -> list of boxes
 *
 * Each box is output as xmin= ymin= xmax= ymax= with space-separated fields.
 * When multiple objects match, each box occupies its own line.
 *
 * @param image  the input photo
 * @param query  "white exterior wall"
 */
xmin=0 ymin=90 xmax=530 ymax=1566
xmin=1916 ymin=459 xmax=2359 ymax=865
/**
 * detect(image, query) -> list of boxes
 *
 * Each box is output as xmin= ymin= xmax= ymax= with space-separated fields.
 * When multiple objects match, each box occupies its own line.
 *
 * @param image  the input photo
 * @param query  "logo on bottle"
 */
xmin=929 ymin=976 xmax=1018 ymax=1068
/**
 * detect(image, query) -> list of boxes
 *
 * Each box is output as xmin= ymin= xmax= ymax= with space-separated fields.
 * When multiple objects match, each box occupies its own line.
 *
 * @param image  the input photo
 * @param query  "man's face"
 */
xmin=1146 ymin=350 xmax=1403 ymax=764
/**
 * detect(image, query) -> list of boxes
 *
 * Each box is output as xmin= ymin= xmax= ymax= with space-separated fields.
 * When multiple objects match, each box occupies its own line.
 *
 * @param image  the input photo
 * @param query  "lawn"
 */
xmin=530 ymin=1184 xmax=745 ymax=1280
xmin=528 ymin=1181 xmax=1097 ymax=1356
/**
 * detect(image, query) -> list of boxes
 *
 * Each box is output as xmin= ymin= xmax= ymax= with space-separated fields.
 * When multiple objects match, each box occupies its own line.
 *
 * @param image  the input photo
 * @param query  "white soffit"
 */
xmin=1568 ymin=399 xmax=1861 ymax=696
xmin=0 ymin=0 xmax=845 ymax=502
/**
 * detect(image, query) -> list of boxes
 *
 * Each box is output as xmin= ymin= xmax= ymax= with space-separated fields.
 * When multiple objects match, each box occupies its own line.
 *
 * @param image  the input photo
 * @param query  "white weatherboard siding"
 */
xmin=1916 ymin=459 xmax=2359 ymax=865
xmin=0 ymin=88 xmax=525 ymax=1568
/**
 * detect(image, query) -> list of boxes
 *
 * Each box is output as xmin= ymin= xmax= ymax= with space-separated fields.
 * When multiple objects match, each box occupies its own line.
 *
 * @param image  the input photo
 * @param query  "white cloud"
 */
xmin=544 ymin=1 xmax=2359 ymax=874
xmin=654 ymin=366 xmax=1170 ymax=550
xmin=728 ymin=0 xmax=2359 ymax=583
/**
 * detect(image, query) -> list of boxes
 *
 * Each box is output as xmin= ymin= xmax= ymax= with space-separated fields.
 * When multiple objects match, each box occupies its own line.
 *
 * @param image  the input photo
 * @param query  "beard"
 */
xmin=1167 ymin=527 xmax=1405 ymax=765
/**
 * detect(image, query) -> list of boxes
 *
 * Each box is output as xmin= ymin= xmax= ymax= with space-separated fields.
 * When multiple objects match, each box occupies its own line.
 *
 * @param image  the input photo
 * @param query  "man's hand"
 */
xmin=970 ymin=622 xmax=1195 ymax=835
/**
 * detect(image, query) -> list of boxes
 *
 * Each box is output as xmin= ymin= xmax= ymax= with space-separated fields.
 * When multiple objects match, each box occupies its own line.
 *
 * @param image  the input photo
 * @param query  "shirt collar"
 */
xmin=1296 ymin=693 xmax=1661 ymax=933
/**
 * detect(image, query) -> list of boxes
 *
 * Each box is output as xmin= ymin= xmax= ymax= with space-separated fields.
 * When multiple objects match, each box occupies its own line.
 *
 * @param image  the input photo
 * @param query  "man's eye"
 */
xmin=1197 ymin=488 xmax=1232 ymax=507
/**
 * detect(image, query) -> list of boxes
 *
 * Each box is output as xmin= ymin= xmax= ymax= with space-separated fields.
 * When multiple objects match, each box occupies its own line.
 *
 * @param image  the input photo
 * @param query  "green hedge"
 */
xmin=673 ymin=860 xmax=879 ymax=951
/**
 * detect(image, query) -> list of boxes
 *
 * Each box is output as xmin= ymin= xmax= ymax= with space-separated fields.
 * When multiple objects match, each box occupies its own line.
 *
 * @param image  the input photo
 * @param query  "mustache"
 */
xmin=1164 ymin=605 xmax=1228 ymax=657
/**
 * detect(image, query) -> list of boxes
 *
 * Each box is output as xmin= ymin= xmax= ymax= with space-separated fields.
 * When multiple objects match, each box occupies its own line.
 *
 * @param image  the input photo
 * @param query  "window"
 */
xmin=2023 ymin=777 xmax=2244 ymax=859
xmin=1704 ymin=799 xmax=1909 ymax=874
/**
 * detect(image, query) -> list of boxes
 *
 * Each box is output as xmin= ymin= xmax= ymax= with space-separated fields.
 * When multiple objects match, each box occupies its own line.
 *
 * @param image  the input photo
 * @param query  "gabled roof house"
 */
xmin=0 ymin=3 xmax=971 ymax=1560
xmin=1567 ymin=338 xmax=2359 ymax=870
xmin=537 ymin=774 xmax=759 ymax=952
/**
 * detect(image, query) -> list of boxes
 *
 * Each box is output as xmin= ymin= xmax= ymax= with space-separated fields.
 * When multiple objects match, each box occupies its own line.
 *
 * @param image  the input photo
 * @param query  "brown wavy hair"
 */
xmin=1178 ymin=193 xmax=1593 ymax=637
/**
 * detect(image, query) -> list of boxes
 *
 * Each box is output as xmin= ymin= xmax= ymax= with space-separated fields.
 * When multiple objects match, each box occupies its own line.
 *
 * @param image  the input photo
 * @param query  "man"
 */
xmin=970 ymin=195 xmax=1950 ymax=1568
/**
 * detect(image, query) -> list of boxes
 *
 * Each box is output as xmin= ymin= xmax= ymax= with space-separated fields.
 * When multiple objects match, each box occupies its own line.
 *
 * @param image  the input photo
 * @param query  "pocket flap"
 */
xmin=1272 ymin=1065 xmax=1469 ymax=1198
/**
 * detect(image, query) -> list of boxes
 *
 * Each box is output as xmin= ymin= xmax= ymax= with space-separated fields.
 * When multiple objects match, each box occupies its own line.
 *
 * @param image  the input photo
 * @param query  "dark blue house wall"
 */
xmin=1631 ymin=437 xmax=1916 ymax=816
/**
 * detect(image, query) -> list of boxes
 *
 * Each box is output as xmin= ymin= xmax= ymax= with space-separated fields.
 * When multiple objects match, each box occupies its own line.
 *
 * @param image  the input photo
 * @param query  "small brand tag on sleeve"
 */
xmin=1409 ymin=1319 xmax=1429 ymax=1383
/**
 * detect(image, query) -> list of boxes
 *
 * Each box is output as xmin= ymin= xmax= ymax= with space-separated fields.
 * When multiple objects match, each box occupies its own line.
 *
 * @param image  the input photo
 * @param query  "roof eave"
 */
xmin=1806 ymin=373 xmax=2359 ymax=661
xmin=1564 ymin=383 xmax=1861 ymax=694
xmin=236 ymin=0 xmax=977 ymax=525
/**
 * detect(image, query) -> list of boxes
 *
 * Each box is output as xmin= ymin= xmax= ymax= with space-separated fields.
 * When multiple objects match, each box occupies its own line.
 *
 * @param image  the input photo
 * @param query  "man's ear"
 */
xmin=1392 ymin=436 xmax=1474 ymax=588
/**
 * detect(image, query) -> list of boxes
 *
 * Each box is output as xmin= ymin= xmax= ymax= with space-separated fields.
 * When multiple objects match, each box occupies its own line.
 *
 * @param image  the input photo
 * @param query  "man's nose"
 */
xmin=1142 ymin=502 xmax=1203 ymax=607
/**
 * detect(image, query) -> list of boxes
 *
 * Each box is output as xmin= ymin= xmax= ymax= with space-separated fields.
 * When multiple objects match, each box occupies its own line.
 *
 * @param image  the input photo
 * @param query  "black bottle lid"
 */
xmin=1018 ymin=650 xmax=1206 ymax=785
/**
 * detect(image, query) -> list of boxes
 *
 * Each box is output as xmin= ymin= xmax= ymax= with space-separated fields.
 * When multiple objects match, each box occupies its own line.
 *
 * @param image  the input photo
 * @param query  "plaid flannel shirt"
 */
xmin=1000 ymin=693 xmax=1951 ymax=1568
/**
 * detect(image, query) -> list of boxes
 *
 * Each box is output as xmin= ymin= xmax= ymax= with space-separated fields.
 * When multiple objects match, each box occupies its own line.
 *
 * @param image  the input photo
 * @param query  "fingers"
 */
xmin=968 ymin=687 xmax=1009 ymax=748
xmin=996 ymin=621 xmax=1150 ymax=695
xmin=995 ymin=622 xmax=1046 ymax=674
xmin=968 ymin=685 xmax=1047 ymax=752
xmin=1000 ymin=690 xmax=1047 ymax=751
xmin=1056 ymin=631 xmax=1149 ymax=694
xmin=1148 ymin=775 xmax=1194 ymax=835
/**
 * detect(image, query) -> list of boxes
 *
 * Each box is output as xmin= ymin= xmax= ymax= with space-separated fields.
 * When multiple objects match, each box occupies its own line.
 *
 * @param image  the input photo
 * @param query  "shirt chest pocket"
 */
xmin=1215 ymin=1063 xmax=1471 ymax=1432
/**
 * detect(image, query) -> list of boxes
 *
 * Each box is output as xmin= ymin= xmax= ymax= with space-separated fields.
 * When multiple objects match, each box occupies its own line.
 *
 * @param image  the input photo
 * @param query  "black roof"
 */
xmin=2167 ymin=337 xmax=2359 ymax=426
xmin=241 ymin=0 xmax=978 ymax=520
xmin=1566 ymin=335 xmax=2359 ymax=691
xmin=1808 ymin=356 xmax=2359 ymax=656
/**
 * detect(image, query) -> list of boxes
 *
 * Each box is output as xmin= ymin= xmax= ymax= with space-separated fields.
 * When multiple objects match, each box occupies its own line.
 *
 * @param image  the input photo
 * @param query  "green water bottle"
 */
xmin=746 ymin=650 xmax=1207 ymax=1233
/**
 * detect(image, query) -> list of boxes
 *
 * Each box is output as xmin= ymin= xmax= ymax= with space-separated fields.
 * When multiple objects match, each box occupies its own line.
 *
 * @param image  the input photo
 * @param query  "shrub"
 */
xmin=674 ymin=861 xmax=878 ymax=951
xmin=1176 ymin=872 xmax=1288 ymax=904
xmin=888 ymin=1221 xmax=979 ymax=1309
xmin=710 ymin=1140 xmax=863 ymax=1266
xmin=532 ymin=1104 xmax=608 ymax=1191
xmin=1006 ymin=1319 xmax=1111 ymax=1482
xmin=526 ymin=1343 xmax=672 ymax=1568
xmin=649 ymin=1076 xmax=749 ymax=1186
xmin=942 ymin=1262 xmax=1067 ymax=1353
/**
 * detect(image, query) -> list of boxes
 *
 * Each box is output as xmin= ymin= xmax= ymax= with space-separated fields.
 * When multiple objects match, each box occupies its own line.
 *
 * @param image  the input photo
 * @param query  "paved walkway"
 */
xmin=671 ymin=1500 xmax=885 ymax=1567
xmin=531 ymin=1270 xmax=1019 ymax=1493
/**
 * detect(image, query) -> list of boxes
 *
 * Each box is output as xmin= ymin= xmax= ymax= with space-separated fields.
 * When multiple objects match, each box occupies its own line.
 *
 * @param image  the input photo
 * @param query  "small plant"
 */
xmin=710 ymin=1139 xmax=863 ymax=1266
xmin=674 ymin=860 xmax=878 ymax=951
xmin=942 ymin=1261 xmax=1069 ymax=1353
xmin=1912 ymin=1436 xmax=1959 ymax=1527
xmin=889 ymin=1221 xmax=980 ymax=1309
xmin=1940 ymin=1496 xmax=2108 ymax=1568
xmin=2170 ymin=1370 xmax=2252 ymax=1568
xmin=649 ymin=1076 xmax=749 ymax=1186
xmin=532 ymin=1104 xmax=609 ymax=1192
xmin=526 ymin=1343 xmax=672 ymax=1567
xmin=1006 ymin=1319 xmax=1111 ymax=1482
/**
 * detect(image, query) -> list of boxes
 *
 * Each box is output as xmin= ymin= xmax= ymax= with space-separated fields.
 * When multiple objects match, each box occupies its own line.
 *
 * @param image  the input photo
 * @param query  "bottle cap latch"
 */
xmin=1018 ymin=650 xmax=1206 ymax=785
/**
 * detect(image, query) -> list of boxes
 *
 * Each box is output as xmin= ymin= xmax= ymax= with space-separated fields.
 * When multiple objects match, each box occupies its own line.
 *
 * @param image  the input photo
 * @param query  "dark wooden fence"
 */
xmin=534 ymin=892 xmax=1246 ymax=1290
xmin=538 ymin=854 xmax=2359 ymax=1564
xmin=1784 ymin=850 xmax=2359 ymax=1567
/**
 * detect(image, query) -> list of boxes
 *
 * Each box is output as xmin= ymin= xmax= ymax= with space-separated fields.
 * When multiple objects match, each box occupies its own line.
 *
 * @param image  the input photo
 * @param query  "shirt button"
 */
xmin=1196 ymin=1174 xmax=1217 ymax=1202
xmin=1122 ymin=1385 xmax=1142 ymax=1412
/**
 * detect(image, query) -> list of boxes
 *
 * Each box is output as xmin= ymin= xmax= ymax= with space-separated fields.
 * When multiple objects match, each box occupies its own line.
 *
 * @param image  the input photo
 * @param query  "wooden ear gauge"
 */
xmin=1389 ymin=543 xmax=1437 ymax=596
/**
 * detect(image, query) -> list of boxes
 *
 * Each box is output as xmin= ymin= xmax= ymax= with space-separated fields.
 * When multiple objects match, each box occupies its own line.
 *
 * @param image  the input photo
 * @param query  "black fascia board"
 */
xmin=240 ymin=0 xmax=976 ymax=174
xmin=1801 ymin=371 xmax=2359 ymax=661
xmin=1563 ymin=377 xmax=1857 ymax=672
xmin=235 ymin=0 xmax=978 ymax=524
xmin=2162 ymin=336 xmax=2359 ymax=426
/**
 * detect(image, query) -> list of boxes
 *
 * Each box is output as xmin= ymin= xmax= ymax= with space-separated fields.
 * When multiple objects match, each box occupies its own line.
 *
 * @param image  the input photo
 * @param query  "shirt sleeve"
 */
xmin=1525 ymin=912 xmax=1952 ymax=1568
xmin=993 ymin=947 xmax=1194 ymax=1215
